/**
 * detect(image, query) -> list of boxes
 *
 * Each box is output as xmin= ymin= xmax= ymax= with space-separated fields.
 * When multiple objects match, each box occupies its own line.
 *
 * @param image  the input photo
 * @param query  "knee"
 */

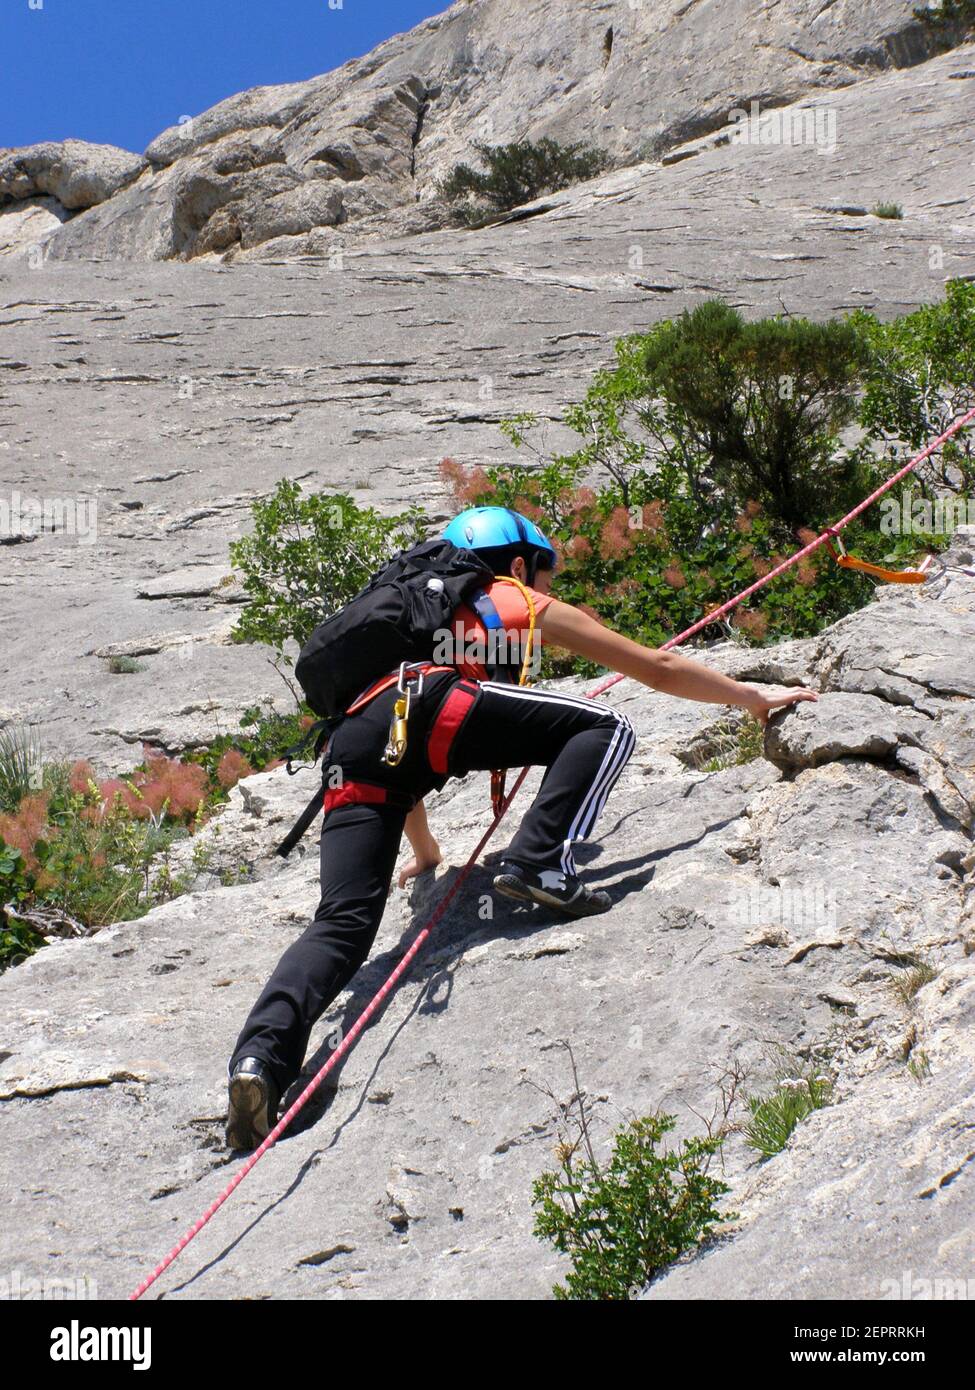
xmin=602 ymin=707 xmax=636 ymax=756
xmin=305 ymin=902 xmax=379 ymax=967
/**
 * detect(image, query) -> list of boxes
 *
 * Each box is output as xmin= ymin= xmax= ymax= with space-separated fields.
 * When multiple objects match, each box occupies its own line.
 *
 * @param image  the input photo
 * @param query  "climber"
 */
xmin=225 ymin=506 xmax=817 ymax=1150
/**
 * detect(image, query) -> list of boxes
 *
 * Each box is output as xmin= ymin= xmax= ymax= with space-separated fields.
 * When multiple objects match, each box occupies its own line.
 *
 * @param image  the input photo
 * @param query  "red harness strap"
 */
xmin=427 ymin=680 xmax=480 ymax=775
xmin=345 ymin=663 xmax=456 ymax=716
xmin=323 ymin=781 xmax=416 ymax=816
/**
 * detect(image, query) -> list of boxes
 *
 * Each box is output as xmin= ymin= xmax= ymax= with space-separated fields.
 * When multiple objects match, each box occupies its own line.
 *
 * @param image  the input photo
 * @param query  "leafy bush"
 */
xmin=688 ymin=715 xmax=765 ymax=773
xmin=0 ymin=738 xmax=255 ymax=970
xmin=32 ymin=791 xmax=187 ymax=929
xmin=185 ymin=702 xmax=313 ymax=787
xmin=439 ymin=138 xmax=608 ymax=226
xmin=871 ymin=202 xmax=903 ymax=220
xmin=0 ymin=701 xmax=315 ymax=971
xmin=743 ymin=1058 xmax=833 ymax=1159
xmin=533 ymin=1112 xmax=732 ymax=1300
xmin=229 ymin=480 xmax=425 ymax=656
xmin=0 ymin=841 xmax=38 ymax=970
xmin=446 ymin=291 xmax=975 ymax=662
xmin=441 ymin=449 xmax=866 ymax=658
xmin=914 ymin=1 xmax=975 ymax=38
xmin=107 ymin=655 xmax=146 ymax=675
xmin=630 ymin=300 xmax=873 ymax=529
xmin=853 ymin=278 xmax=975 ymax=496
xmin=0 ymin=751 xmax=209 ymax=938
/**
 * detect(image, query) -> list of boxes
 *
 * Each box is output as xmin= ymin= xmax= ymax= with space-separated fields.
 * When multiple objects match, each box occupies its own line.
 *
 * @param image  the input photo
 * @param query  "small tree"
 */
xmin=634 ymin=301 xmax=872 ymax=530
xmin=229 ymin=480 xmax=425 ymax=655
xmin=852 ymin=278 xmax=975 ymax=496
xmin=439 ymin=138 xmax=608 ymax=225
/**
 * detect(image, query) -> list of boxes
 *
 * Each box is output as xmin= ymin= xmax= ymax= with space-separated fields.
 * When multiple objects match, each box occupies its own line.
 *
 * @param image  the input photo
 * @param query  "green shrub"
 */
xmin=0 ymin=725 xmax=42 ymax=813
xmin=442 ymin=444 xmax=868 ymax=658
xmin=744 ymin=1059 xmax=833 ymax=1159
xmin=0 ymin=739 xmax=252 ymax=970
xmin=0 ymin=841 xmax=39 ymax=970
xmin=445 ymin=447 xmax=879 ymax=658
xmin=533 ymin=1112 xmax=732 ymax=1300
xmin=914 ymin=1 xmax=975 ymax=38
xmin=0 ymin=702 xmax=315 ymax=971
xmin=439 ymin=138 xmax=608 ymax=226
xmin=631 ymin=300 xmax=873 ymax=529
xmin=852 ymin=278 xmax=975 ymax=498
xmin=692 ymin=715 xmax=765 ymax=773
xmin=33 ymin=791 xmax=185 ymax=929
xmin=229 ymin=480 xmax=425 ymax=656
xmin=107 ymin=655 xmax=146 ymax=675
xmin=444 ymin=291 xmax=974 ymax=664
xmin=871 ymin=202 xmax=903 ymax=220
xmin=185 ymin=702 xmax=312 ymax=787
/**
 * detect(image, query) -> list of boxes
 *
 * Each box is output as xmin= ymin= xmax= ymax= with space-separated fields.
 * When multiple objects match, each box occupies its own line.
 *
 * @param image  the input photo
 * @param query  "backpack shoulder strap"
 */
xmin=479 ymin=576 xmax=539 ymax=686
xmin=468 ymin=588 xmax=505 ymax=630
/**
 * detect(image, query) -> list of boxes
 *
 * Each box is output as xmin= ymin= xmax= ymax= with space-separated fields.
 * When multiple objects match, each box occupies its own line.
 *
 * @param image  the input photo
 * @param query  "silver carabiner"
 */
xmin=396 ymin=661 xmax=424 ymax=698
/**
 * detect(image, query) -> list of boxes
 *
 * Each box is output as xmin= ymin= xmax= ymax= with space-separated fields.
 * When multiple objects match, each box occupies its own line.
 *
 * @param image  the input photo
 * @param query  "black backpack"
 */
xmin=294 ymin=537 xmax=494 ymax=718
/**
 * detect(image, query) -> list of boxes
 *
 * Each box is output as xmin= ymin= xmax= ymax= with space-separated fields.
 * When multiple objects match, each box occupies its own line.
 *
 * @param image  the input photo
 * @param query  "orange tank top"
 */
xmin=445 ymin=578 xmax=553 ymax=683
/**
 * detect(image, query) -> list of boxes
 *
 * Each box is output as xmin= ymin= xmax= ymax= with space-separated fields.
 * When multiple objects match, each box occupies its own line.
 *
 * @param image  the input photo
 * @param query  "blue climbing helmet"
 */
xmin=442 ymin=506 xmax=557 ymax=584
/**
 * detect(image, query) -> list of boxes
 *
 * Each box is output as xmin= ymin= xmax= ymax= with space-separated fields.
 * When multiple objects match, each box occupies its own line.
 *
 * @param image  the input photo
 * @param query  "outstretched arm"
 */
xmin=398 ymin=800 xmax=442 ymax=888
xmin=540 ymin=600 xmax=817 ymax=727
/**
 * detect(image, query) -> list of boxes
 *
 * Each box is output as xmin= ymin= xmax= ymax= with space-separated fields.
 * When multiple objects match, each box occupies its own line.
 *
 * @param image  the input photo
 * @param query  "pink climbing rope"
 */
xmin=127 ymin=798 xmax=515 ymax=1301
xmin=129 ymin=403 xmax=975 ymax=1299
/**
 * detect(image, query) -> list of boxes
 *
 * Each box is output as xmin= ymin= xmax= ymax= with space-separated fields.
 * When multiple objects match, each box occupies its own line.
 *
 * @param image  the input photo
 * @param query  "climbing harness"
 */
xmin=322 ymin=781 xmax=416 ymax=815
xmin=276 ymin=575 xmax=542 ymax=855
xmin=276 ymin=662 xmax=451 ymax=857
xmin=129 ymin=403 xmax=975 ymax=1301
xmin=426 ymin=679 xmax=481 ymax=775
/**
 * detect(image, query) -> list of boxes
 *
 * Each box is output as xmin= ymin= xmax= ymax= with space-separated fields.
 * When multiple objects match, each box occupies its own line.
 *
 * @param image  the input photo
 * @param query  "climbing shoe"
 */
xmin=492 ymin=862 xmax=612 ymax=918
xmin=225 ymin=1057 xmax=280 ymax=1152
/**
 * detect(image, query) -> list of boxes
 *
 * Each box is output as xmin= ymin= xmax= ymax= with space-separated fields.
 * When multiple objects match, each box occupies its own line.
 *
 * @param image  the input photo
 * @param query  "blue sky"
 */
xmin=1 ymin=0 xmax=453 ymax=154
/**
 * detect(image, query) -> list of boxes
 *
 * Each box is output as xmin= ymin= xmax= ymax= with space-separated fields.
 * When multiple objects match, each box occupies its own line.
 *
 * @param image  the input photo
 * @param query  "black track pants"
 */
xmin=451 ymin=679 xmax=636 ymax=877
xmin=230 ymin=672 xmax=635 ymax=1092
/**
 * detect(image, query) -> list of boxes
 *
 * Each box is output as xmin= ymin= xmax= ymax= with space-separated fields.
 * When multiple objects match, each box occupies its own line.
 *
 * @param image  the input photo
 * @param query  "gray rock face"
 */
xmin=0 ymin=140 xmax=147 ymax=211
xmin=647 ymin=967 xmax=975 ymax=1301
xmin=0 ymin=36 xmax=972 ymax=773
xmin=0 ymin=195 xmax=70 ymax=258
xmin=0 ymin=0 xmax=974 ymax=1303
xmin=1 ymin=532 xmax=973 ymax=1300
xmin=764 ymin=690 xmax=929 ymax=767
xmin=0 ymin=0 xmax=955 ymax=262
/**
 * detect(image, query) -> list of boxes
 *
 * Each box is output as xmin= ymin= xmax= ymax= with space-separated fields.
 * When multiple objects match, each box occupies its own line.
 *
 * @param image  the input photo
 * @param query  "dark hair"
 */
xmin=474 ymin=542 xmax=554 ymax=585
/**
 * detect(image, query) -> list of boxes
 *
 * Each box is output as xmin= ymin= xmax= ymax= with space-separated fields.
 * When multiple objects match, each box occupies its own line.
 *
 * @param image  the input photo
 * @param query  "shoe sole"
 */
xmin=493 ymin=872 xmax=535 ymax=904
xmin=226 ymin=1073 xmax=275 ymax=1152
xmin=493 ymin=873 xmax=611 ymax=919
